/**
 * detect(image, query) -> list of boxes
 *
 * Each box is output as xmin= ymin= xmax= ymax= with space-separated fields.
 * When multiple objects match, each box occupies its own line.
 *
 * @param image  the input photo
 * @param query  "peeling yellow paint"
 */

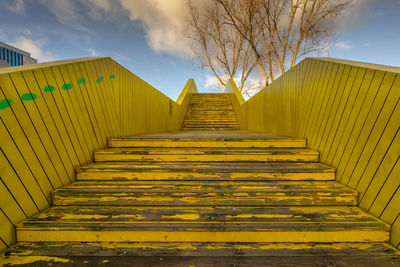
xmin=0 ymin=256 xmax=70 ymax=265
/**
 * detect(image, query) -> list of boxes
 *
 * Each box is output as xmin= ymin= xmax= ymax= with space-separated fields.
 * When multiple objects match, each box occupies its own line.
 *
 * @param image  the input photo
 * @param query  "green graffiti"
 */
xmin=110 ymin=74 xmax=116 ymax=79
xmin=78 ymin=78 xmax=86 ymax=84
xmin=62 ymin=83 xmax=73 ymax=90
xmin=96 ymin=76 xmax=104 ymax=83
xmin=21 ymin=93 xmax=37 ymax=101
xmin=44 ymin=85 xmax=55 ymax=92
xmin=0 ymin=99 xmax=12 ymax=109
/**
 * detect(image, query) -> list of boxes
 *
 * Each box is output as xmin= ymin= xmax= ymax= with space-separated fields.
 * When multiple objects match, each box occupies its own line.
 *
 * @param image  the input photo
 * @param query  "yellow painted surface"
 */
xmin=0 ymin=255 xmax=71 ymax=266
xmin=0 ymin=57 xmax=197 ymax=248
xmin=2 ymin=55 xmax=400 ymax=256
xmin=17 ymin=230 xmax=389 ymax=243
xmin=233 ymin=57 xmax=400 ymax=247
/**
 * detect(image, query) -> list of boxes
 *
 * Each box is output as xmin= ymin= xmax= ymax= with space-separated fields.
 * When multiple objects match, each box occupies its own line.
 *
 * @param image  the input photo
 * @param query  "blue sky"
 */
xmin=1 ymin=0 xmax=400 ymax=100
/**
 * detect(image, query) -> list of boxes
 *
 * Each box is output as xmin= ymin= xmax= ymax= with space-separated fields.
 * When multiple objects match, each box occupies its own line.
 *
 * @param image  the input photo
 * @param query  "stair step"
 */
xmin=52 ymin=181 xmax=356 ymax=206
xmin=108 ymin=137 xmax=306 ymax=148
xmin=6 ymin=242 xmax=399 ymax=258
xmin=77 ymin=162 xmax=335 ymax=181
xmin=17 ymin=206 xmax=388 ymax=242
xmin=94 ymin=148 xmax=319 ymax=162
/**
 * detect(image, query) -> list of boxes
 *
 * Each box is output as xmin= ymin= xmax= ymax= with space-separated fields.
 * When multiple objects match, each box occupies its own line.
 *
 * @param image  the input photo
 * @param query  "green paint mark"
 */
xmin=78 ymin=78 xmax=86 ymax=84
xmin=96 ymin=76 xmax=104 ymax=83
xmin=44 ymin=85 xmax=55 ymax=92
xmin=21 ymin=93 xmax=37 ymax=101
xmin=62 ymin=83 xmax=73 ymax=90
xmin=109 ymin=74 xmax=116 ymax=79
xmin=0 ymin=99 xmax=12 ymax=109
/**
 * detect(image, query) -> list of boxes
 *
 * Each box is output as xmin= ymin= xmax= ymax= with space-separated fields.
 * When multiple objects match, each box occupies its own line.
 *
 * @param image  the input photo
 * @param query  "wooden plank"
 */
xmin=51 ymin=66 xmax=91 ymax=163
xmin=317 ymin=65 xmax=352 ymax=158
xmin=359 ymin=126 xmax=400 ymax=210
xmin=86 ymin=60 xmax=118 ymax=137
xmin=348 ymin=76 xmax=400 ymax=188
xmin=9 ymin=71 xmax=64 ymax=189
xmin=4 ymin=242 xmax=400 ymax=258
xmin=321 ymin=67 xmax=360 ymax=163
xmin=337 ymin=71 xmax=394 ymax=185
xmin=374 ymin=158 xmax=400 ymax=220
xmin=0 ymin=79 xmax=51 ymax=208
xmin=0 ymin=210 xmax=15 ymax=246
xmin=94 ymin=147 xmax=319 ymax=163
xmin=22 ymin=71 xmax=73 ymax=185
xmin=0 ymin=178 xmax=26 ymax=224
xmin=81 ymin=61 xmax=114 ymax=139
xmin=59 ymin=64 xmax=96 ymax=157
xmin=298 ymin=60 xmax=324 ymax=136
xmin=314 ymin=64 xmax=346 ymax=149
xmin=17 ymin=206 xmax=388 ymax=243
xmin=330 ymin=68 xmax=376 ymax=168
xmin=40 ymin=67 xmax=87 ymax=164
xmin=325 ymin=67 xmax=367 ymax=164
xmin=67 ymin=63 xmax=102 ymax=149
xmin=309 ymin=63 xmax=340 ymax=148
xmin=76 ymin=62 xmax=108 ymax=147
xmin=303 ymin=62 xmax=333 ymax=141
xmin=32 ymin=68 xmax=81 ymax=171
xmin=349 ymin=82 xmax=400 ymax=195
xmin=77 ymin=162 xmax=335 ymax=181
xmin=0 ymin=147 xmax=39 ymax=217
xmin=391 ymin=215 xmax=400 ymax=248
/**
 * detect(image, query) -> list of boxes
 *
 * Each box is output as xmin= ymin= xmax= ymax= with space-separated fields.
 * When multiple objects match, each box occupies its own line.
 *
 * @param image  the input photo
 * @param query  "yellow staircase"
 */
xmin=5 ymin=93 xmax=400 ymax=265
xmin=182 ymin=93 xmax=239 ymax=130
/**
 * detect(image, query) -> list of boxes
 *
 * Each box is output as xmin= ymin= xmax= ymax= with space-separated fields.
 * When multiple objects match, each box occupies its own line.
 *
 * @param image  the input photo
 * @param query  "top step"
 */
xmin=109 ymin=130 xmax=306 ymax=148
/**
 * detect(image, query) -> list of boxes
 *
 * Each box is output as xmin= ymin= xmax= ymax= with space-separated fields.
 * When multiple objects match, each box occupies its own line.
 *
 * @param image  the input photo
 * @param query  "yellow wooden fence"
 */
xmin=228 ymin=57 xmax=400 ymax=248
xmin=0 ymin=57 xmax=197 ymax=249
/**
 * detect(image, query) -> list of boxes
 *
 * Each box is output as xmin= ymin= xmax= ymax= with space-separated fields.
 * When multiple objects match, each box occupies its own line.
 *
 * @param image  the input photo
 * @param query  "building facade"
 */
xmin=0 ymin=41 xmax=37 ymax=67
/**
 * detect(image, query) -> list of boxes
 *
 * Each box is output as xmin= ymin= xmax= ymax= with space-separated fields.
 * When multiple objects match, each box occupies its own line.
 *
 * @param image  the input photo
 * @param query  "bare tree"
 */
xmin=186 ymin=0 xmax=353 ymax=93
xmin=184 ymin=1 xmax=262 ymax=97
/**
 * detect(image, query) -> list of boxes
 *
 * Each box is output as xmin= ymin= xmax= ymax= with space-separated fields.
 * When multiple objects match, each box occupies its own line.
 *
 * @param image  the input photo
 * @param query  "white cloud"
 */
xmin=10 ymin=36 xmax=58 ymax=62
xmin=2 ymin=0 xmax=25 ymax=15
xmin=37 ymin=0 xmax=90 ymax=32
xmin=118 ymin=0 xmax=193 ymax=57
xmin=88 ymin=47 xmax=99 ymax=56
xmin=335 ymin=41 xmax=354 ymax=50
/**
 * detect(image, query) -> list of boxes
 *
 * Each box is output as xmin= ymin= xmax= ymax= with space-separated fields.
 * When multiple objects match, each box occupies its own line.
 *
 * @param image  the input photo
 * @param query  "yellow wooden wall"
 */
xmin=0 ymin=57 xmax=197 ymax=250
xmin=231 ymin=57 xmax=400 ymax=248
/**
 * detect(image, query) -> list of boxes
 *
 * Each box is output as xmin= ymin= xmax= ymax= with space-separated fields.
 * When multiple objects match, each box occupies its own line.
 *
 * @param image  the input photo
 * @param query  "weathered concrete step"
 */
xmin=108 ymin=137 xmax=306 ymax=148
xmin=16 ymin=206 xmax=388 ymax=242
xmin=94 ymin=148 xmax=319 ymax=162
xmin=5 ymin=242 xmax=399 ymax=258
xmin=77 ymin=162 xmax=335 ymax=181
xmin=52 ymin=181 xmax=357 ymax=206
